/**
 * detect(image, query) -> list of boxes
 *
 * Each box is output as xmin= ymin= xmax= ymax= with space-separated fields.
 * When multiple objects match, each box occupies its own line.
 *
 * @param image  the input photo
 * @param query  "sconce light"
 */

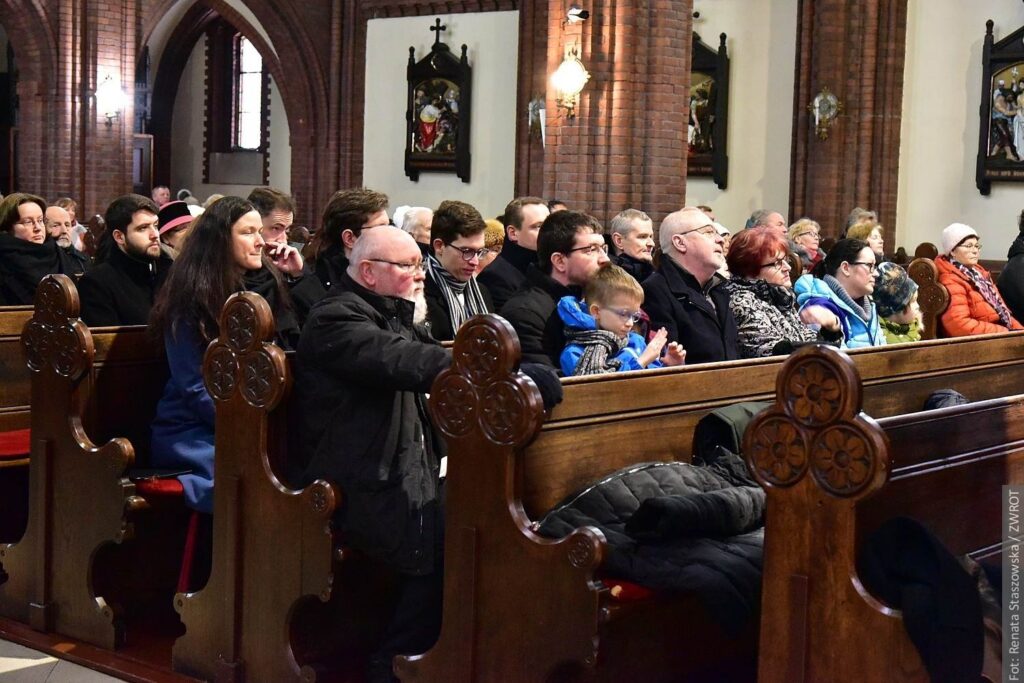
xmin=95 ymin=74 xmax=127 ymax=128
xmin=551 ymin=47 xmax=590 ymax=119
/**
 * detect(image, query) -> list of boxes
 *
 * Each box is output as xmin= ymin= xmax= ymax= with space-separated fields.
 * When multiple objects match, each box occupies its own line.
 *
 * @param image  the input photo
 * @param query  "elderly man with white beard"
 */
xmin=45 ymin=204 xmax=91 ymax=271
xmin=293 ymin=225 xmax=562 ymax=682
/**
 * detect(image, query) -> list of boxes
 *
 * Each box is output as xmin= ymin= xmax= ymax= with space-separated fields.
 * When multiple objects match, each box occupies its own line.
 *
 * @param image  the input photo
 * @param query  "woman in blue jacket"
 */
xmin=793 ymin=238 xmax=886 ymax=349
xmin=148 ymin=196 xmax=302 ymax=514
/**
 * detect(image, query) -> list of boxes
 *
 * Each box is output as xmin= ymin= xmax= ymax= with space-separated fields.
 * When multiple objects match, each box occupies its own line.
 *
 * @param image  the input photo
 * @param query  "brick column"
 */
xmin=789 ymin=0 xmax=908 ymax=248
xmin=543 ymin=0 xmax=692 ymax=224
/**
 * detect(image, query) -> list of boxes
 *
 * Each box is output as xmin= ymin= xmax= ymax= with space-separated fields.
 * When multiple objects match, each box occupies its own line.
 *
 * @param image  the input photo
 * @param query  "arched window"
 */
xmin=233 ymin=36 xmax=264 ymax=150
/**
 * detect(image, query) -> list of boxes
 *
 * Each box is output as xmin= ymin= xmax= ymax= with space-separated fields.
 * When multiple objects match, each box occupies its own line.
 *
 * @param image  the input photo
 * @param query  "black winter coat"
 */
xmin=77 ymin=245 xmax=173 ymax=326
xmin=294 ymin=272 xmax=452 ymax=575
xmin=499 ymin=265 xmax=580 ymax=368
xmin=477 ymin=240 xmax=535 ymax=311
xmin=613 ymin=252 xmax=654 ymax=283
xmin=642 ymin=257 xmax=740 ymax=364
xmin=423 ymin=274 xmax=495 ymax=342
xmin=0 ymin=232 xmax=87 ymax=305
xmin=998 ymin=232 xmax=1024 ymax=323
xmin=312 ymin=243 xmax=349 ymax=292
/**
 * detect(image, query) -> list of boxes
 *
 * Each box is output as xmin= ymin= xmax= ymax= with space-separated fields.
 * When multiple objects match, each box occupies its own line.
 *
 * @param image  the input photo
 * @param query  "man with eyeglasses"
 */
xmin=643 ymin=206 xmax=740 ymax=364
xmin=478 ymin=196 xmax=550 ymax=310
xmin=424 ymin=200 xmax=494 ymax=341
xmin=294 ymin=225 xmax=562 ymax=682
xmin=502 ymin=209 xmax=611 ymax=367
xmin=0 ymin=193 xmax=86 ymax=305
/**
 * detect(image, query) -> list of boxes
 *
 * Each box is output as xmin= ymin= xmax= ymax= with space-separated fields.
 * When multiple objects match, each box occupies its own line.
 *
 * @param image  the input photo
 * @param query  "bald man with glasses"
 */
xmin=642 ymin=206 xmax=740 ymax=364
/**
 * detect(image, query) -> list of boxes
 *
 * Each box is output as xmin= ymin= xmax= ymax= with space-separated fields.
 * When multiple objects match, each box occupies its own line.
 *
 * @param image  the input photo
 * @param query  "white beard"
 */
xmin=412 ymin=290 xmax=429 ymax=325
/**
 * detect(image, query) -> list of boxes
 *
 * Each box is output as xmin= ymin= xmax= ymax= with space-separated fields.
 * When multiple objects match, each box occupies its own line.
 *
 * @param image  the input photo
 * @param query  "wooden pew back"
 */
xmin=0 ymin=275 xmax=168 ymax=650
xmin=906 ymin=257 xmax=949 ymax=341
xmin=0 ymin=306 xmax=33 ymax=434
xmin=747 ymin=343 xmax=1021 ymax=682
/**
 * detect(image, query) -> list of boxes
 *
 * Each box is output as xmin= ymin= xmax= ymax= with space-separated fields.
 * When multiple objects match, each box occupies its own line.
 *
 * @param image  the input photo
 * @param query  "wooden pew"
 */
xmin=906 ymin=257 xmax=949 ymax=341
xmin=0 ymin=306 xmax=34 ymax=543
xmin=172 ymin=291 xmax=391 ymax=682
xmin=397 ymin=315 xmax=1024 ymax=682
xmin=0 ymin=275 xmax=174 ymax=654
xmin=747 ymin=343 xmax=1019 ymax=682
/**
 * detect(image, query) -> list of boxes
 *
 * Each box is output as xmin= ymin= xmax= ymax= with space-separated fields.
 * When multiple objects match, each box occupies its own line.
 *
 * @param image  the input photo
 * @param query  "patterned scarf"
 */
xmin=565 ymin=328 xmax=627 ymax=376
xmin=728 ymin=277 xmax=795 ymax=310
xmin=426 ymin=253 xmax=489 ymax=332
xmin=950 ymin=258 xmax=1014 ymax=328
xmin=824 ymin=275 xmax=872 ymax=322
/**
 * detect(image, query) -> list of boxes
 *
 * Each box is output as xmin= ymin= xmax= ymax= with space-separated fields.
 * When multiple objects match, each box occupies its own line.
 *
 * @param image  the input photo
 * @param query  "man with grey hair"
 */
xmin=610 ymin=208 xmax=655 ymax=282
xmin=394 ymin=205 xmax=434 ymax=256
xmin=642 ymin=206 xmax=739 ymax=364
xmin=843 ymin=206 xmax=877 ymax=236
xmin=744 ymin=208 xmax=787 ymax=237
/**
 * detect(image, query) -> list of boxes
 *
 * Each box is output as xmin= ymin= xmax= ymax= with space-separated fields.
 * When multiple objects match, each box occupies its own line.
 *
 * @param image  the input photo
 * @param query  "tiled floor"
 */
xmin=0 ymin=639 xmax=124 ymax=682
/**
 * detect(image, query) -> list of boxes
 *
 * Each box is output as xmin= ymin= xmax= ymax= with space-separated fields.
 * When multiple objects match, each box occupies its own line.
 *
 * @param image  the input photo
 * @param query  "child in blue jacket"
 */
xmin=559 ymin=264 xmax=686 ymax=376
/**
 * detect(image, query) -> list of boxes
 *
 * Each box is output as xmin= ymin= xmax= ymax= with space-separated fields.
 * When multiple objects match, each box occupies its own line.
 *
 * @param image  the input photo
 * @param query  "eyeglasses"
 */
xmin=567 ymin=243 xmax=609 ymax=256
xmin=956 ymin=242 xmax=982 ymax=251
xmin=605 ymin=307 xmax=644 ymax=324
xmin=797 ymin=231 xmax=820 ymax=239
xmin=849 ymin=261 xmax=877 ymax=270
xmin=679 ymin=224 xmax=720 ymax=239
xmin=16 ymin=217 xmax=46 ymax=228
xmin=760 ymin=257 xmax=791 ymax=271
xmin=368 ymin=259 xmax=426 ymax=273
xmin=445 ymin=244 xmax=489 ymax=261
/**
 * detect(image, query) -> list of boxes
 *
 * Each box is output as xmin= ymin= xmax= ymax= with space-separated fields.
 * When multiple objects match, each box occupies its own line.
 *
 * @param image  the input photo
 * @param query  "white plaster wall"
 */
xmin=170 ymin=36 xmax=291 ymax=199
xmin=684 ymin=0 xmax=798 ymax=232
xmin=145 ymin=0 xmax=198 ymax=89
xmin=362 ymin=12 xmax=518 ymax=220
xmin=897 ymin=1 xmax=1024 ymax=259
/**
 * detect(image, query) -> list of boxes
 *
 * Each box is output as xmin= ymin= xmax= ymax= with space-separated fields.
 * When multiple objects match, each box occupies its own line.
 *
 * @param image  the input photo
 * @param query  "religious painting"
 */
xmin=977 ymin=20 xmax=1024 ymax=194
xmin=687 ymin=32 xmax=729 ymax=190
xmin=405 ymin=19 xmax=472 ymax=183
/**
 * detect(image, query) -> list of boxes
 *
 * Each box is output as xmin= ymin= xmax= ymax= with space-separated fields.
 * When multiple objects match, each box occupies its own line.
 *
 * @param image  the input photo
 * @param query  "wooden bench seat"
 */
xmin=397 ymin=314 xmax=1024 ymax=682
xmin=0 ymin=306 xmax=34 ymax=543
xmin=748 ymin=343 xmax=1020 ymax=681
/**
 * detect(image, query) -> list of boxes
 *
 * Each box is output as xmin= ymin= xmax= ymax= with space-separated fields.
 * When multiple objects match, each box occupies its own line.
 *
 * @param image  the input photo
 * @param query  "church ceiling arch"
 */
xmin=0 ymin=0 xmax=56 ymax=88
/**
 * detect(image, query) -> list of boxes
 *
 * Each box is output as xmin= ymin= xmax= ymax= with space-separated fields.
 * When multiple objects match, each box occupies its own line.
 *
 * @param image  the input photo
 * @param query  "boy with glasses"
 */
xmin=424 ymin=200 xmax=494 ymax=341
xmin=558 ymin=264 xmax=685 ymax=376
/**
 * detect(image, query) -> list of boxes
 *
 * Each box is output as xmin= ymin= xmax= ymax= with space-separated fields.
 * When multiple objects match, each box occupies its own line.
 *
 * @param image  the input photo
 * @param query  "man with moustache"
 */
xmin=45 ymin=204 xmax=91 ymax=272
xmin=610 ymin=208 xmax=655 ymax=282
xmin=643 ymin=206 xmax=740 ymax=364
xmin=294 ymin=226 xmax=560 ymax=681
xmin=78 ymin=194 xmax=173 ymax=326
xmin=424 ymin=200 xmax=494 ymax=341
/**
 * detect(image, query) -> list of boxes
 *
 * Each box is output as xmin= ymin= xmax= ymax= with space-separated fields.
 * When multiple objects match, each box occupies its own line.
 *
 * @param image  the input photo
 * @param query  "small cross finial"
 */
xmin=430 ymin=17 xmax=447 ymax=47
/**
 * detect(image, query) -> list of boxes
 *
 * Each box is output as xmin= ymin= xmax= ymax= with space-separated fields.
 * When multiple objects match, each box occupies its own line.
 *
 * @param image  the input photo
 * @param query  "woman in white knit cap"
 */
xmin=935 ymin=222 xmax=1022 ymax=336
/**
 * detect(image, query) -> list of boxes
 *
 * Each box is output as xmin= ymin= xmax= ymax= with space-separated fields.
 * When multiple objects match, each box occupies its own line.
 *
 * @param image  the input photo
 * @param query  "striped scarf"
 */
xmin=425 ymin=253 xmax=489 ymax=332
xmin=566 ymin=328 xmax=627 ymax=376
xmin=950 ymin=259 xmax=1014 ymax=328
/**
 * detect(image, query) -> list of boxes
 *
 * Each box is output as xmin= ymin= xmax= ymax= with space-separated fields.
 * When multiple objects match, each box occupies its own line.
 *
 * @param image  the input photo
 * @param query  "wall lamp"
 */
xmin=95 ymin=74 xmax=127 ymax=128
xmin=551 ymin=46 xmax=590 ymax=118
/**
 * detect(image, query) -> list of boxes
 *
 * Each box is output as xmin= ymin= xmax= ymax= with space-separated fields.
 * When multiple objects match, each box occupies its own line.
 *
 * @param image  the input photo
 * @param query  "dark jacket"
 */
xmin=423 ymin=274 xmax=495 ymax=342
xmin=477 ymin=240 xmax=536 ymax=311
xmin=613 ymin=252 xmax=654 ymax=283
xmin=77 ymin=245 xmax=173 ymax=326
xmin=499 ymin=264 xmax=579 ymax=368
xmin=294 ymin=272 xmax=452 ymax=575
xmin=0 ymin=232 xmax=86 ymax=305
xmin=998 ymin=232 xmax=1024 ymax=322
xmin=642 ymin=257 xmax=740 ymax=364
xmin=312 ymin=243 xmax=349 ymax=292
xmin=287 ymin=262 xmax=328 ymax=325
xmin=242 ymin=266 xmax=302 ymax=350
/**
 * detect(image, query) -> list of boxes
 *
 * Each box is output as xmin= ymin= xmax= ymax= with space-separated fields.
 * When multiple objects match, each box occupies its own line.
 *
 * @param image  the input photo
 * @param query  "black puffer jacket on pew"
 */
xmin=536 ymin=455 xmax=764 ymax=634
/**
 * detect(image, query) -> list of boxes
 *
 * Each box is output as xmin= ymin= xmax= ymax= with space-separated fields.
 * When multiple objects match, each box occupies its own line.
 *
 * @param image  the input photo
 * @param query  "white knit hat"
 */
xmin=941 ymin=223 xmax=979 ymax=256
xmin=392 ymin=205 xmax=414 ymax=230
xmin=713 ymin=221 xmax=730 ymax=238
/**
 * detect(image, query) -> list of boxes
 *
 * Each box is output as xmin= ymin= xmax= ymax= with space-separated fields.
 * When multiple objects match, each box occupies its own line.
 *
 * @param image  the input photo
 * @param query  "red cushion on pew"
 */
xmin=134 ymin=478 xmax=185 ymax=498
xmin=603 ymin=578 xmax=657 ymax=601
xmin=0 ymin=429 xmax=31 ymax=459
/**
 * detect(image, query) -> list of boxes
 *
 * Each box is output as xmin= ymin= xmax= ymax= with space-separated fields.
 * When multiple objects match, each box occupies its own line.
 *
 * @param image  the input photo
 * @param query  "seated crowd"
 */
xmin=2 ymin=181 xmax=1023 ymax=682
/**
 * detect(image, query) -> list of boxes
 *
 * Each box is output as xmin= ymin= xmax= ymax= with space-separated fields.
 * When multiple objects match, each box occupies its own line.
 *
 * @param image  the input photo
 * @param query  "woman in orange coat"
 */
xmin=936 ymin=222 xmax=1023 ymax=336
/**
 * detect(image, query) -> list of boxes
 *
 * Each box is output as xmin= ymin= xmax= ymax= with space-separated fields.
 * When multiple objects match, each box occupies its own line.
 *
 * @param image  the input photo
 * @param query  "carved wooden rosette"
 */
xmin=430 ymin=315 xmax=545 ymax=447
xmin=907 ymin=257 xmax=949 ymax=341
xmin=203 ymin=292 xmax=288 ymax=410
xmin=744 ymin=344 xmax=889 ymax=500
xmin=22 ymin=275 xmax=93 ymax=380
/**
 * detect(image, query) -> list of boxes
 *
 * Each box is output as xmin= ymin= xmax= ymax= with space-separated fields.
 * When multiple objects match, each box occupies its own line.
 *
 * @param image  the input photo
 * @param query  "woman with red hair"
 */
xmin=725 ymin=227 xmax=840 ymax=357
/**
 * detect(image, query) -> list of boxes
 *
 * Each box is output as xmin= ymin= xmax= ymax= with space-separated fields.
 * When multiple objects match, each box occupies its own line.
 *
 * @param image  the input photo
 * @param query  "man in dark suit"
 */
xmin=477 ymin=196 xmax=549 ymax=310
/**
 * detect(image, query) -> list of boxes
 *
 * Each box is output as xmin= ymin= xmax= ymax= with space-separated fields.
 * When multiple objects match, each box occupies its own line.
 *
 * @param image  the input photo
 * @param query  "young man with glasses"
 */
xmin=423 ymin=199 xmax=494 ymax=341
xmin=501 ymin=209 xmax=610 ymax=367
xmin=642 ymin=206 xmax=741 ymax=364
xmin=0 ymin=193 xmax=85 ymax=305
